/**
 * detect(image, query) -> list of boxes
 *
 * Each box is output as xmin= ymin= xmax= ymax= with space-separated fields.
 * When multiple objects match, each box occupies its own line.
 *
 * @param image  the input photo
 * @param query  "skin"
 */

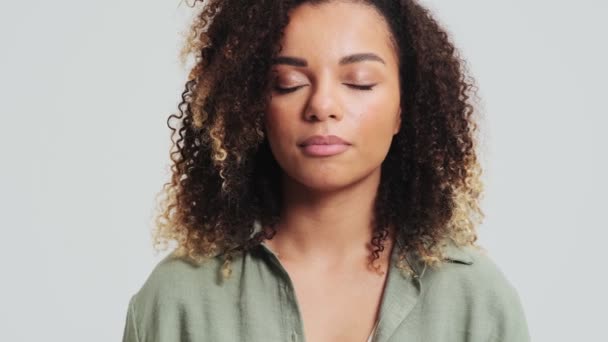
xmin=262 ymin=1 xmax=402 ymax=341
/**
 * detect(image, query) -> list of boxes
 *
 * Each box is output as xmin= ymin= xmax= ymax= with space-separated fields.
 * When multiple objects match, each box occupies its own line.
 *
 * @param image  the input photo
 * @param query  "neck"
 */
xmin=265 ymin=167 xmax=394 ymax=268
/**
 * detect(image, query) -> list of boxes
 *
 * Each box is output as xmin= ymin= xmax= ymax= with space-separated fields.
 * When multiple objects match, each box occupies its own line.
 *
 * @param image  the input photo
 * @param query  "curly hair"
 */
xmin=152 ymin=0 xmax=485 ymax=279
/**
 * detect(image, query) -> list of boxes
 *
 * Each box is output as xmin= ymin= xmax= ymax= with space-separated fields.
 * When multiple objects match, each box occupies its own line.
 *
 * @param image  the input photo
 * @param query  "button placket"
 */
xmin=261 ymin=243 xmax=306 ymax=342
xmin=281 ymin=273 xmax=305 ymax=342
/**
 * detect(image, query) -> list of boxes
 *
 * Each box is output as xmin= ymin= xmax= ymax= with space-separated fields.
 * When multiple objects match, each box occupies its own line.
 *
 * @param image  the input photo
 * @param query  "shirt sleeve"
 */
xmin=489 ymin=282 xmax=531 ymax=342
xmin=122 ymin=295 xmax=141 ymax=342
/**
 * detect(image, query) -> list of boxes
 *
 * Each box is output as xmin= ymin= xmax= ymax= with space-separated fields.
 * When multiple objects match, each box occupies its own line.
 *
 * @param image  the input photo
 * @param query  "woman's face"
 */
xmin=264 ymin=1 xmax=402 ymax=192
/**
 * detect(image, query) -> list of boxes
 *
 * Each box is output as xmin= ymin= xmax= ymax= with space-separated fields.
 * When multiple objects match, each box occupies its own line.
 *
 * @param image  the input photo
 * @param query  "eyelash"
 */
xmin=274 ymin=84 xmax=376 ymax=94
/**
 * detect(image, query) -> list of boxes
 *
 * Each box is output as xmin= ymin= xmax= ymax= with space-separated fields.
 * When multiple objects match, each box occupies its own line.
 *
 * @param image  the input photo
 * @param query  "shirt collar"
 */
xmin=250 ymin=220 xmax=474 ymax=266
xmin=440 ymin=238 xmax=475 ymax=265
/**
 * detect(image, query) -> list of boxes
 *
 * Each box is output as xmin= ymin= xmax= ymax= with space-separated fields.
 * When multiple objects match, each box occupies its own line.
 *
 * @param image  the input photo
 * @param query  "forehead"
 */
xmin=279 ymin=1 xmax=397 ymax=66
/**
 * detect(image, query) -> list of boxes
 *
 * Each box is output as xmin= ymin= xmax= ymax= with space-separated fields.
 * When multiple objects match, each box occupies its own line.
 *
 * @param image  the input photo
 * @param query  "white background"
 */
xmin=1 ymin=1 xmax=606 ymax=341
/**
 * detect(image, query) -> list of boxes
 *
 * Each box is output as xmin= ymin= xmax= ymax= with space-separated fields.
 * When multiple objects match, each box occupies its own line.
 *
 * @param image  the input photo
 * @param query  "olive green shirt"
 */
xmin=122 ymin=240 xmax=529 ymax=342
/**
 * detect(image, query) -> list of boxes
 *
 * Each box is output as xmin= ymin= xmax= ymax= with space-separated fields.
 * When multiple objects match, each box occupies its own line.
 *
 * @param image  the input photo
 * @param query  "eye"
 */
xmin=273 ymin=83 xmax=376 ymax=94
xmin=273 ymin=85 xmax=307 ymax=94
xmin=345 ymin=84 xmax=376 ymax=91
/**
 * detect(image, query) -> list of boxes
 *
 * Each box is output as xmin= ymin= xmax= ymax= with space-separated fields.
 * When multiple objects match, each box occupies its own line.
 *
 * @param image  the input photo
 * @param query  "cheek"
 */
xmin=264 ymin=102 xmax=299 ymax=160
xmin=348 ymin=94 xmax=399 ymax=142
xmin=346 ymin=96 xmax=400 ymax=167
xmin=265 ymin=97 xmax=298 ymax=133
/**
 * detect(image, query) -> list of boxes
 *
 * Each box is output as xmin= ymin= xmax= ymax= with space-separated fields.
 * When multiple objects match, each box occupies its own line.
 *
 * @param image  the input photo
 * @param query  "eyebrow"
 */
xmin=272 ymin=53 xmax=386 ymax=67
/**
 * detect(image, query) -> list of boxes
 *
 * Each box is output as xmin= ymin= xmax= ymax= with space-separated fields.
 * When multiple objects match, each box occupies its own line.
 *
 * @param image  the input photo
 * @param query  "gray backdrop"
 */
xmin=1 ymin=0 xmax=605 ymax=340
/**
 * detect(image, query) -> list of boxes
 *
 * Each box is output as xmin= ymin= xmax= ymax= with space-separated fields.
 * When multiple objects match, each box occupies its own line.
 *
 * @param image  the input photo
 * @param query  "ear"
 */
xmin=393 ymin=106 xmax=402 ymax=135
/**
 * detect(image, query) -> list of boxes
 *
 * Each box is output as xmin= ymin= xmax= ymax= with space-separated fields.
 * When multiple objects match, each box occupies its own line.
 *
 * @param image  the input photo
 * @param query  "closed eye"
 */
xmin=273 ymin=85 xmax=306 ymax=94
xmin=273 ymin=83 xmax=377 ymax=94
xmin=345 ymin=84 xmax=376 ymax=91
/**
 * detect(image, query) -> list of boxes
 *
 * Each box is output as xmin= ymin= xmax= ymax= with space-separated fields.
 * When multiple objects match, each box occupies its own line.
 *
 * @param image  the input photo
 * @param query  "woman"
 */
xmin=122 ymin=0 xmax=530 ymax=341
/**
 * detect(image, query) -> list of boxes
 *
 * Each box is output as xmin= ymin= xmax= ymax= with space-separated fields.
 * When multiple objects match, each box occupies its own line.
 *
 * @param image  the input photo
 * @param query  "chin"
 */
xmin=299 ymin=179 xmax=350 ymax=193
xmin=289 ymin=170 xmax=366 ymax=193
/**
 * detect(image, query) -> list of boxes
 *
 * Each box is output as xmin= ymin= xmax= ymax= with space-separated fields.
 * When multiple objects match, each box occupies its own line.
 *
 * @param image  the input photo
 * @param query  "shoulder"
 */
xmin=419 ymin=242 xmax=530 ymax=341
xmin=129 ymin=251 xmax=241 ymax=312
xmin=144 ymin=252 xmax=224 ymax=288
xmin=425 ymin=242 xmax=522 ymax=306
xmin=439 ymin=243 xmax=517 ymax=291
xmin=123 ymin=251 xmax=253 ymax=341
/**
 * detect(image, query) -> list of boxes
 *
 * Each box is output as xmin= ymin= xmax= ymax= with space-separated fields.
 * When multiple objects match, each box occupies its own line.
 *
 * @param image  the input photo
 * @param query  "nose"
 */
xmin=304 ymin=79 xmax=343 ymax=122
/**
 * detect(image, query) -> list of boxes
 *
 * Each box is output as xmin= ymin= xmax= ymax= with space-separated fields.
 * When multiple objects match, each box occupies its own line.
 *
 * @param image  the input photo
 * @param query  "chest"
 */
xmin=285 ymin=265 xmax=388 ymax=342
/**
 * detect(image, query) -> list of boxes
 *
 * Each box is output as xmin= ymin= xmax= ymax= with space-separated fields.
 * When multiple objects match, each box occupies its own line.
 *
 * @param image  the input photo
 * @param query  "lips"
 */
xmin=299 ymin=135 xmax=351 ymax=147
xmin=298 ymin=135 xmax=351 ymax=157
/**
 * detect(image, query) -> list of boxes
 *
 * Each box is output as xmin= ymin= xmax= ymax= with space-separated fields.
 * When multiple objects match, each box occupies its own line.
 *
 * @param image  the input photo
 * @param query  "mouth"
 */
xmin=299 ymin=144 xmax=350 ymax=157
xmin=299 ymin=134 xmax=351 ymax=146
xmin=298 ymin=135 xmax=351 ymax=157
